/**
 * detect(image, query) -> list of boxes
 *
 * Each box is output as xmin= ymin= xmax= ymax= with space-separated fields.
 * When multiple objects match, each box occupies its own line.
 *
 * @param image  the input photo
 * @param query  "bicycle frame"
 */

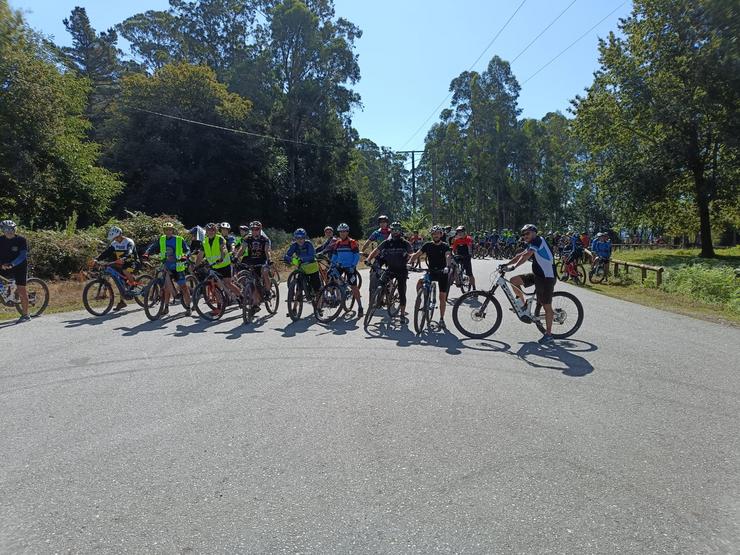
xmin=486 ymin=272 xmax=542 ymax=323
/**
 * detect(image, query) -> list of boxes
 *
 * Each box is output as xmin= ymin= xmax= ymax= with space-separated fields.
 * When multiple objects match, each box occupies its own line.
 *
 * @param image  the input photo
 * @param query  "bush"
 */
xmin=661 ymin=264 xmax=740 ymax=315
xmin=264 ymin=227 xmax=292 ymax=251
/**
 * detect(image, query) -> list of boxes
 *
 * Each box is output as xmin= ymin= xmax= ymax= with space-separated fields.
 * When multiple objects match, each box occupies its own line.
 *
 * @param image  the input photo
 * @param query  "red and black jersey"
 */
xmin=451 ymin=236 xmax=473 ymax=258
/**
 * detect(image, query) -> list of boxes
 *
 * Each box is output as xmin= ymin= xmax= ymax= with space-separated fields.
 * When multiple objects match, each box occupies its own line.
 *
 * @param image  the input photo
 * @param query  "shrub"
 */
xmin=661 ymin=264 xmax=740 ymax=314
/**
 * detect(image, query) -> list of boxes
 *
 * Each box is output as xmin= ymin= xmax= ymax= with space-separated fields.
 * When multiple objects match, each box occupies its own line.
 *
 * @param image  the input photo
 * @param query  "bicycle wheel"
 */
xmin=363 ymin=287 xmax=381 ymax=328
xmin=386 ymin=279 xmax=401 ymax=317
xmin=573 ymin=264 xmax=587 ymax=285
xmin=185 ymin=274 xmax=198 ymax=292
xmin=287 ymin=278 xmax=304 ymax=321
xmin=194 ymin=280 xmax=226 ymax=321
xmin=589 ymin=262 xmax=606 ymax=284
xmin=133 ymin=274 xmax=153 ymax=308
xmin=265 ymin=279 xmax=279 ymax=314
xmin=242 ymin=282 xmax=254 ymax=324
xmin=82 ymin=279 xmax=114 ymax=316
xmin=427 ymin=282 xmax=437 ymax=328
xmin=342 ymin=283 xmax=356 ymax=313
xmin=535 ymin=291 xmax=584 ymax=339
xmin=21 ymin=277 xmax=50 ymax=317
xmin=315 ymin=283 xmax=343 ymax=323
xmin=413 ymin=286 xmax=429 ymax=334
xmin=355 ymin=270 xmax=363 ymax=289
xmin=459 ymin=272 xmax=472 ymax=294
xmin=452 ymin=291 xmax=503 ymax=339
xmin=143 ymin=279 xmax=165 ymax=321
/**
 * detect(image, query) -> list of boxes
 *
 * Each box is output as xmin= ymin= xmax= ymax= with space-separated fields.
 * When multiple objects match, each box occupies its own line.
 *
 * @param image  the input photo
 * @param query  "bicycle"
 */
xmin=589 ymin=257 xmax=610 ymax=284
xmin=314 ymin=264 xmax=359 ymax=323
xmin=286 ymin=262 xmax=320 ymax=321
xmin=447 ymin=255 xmax=472 ymax=295
xmin=240 ymin=265 xmax=280 ymax=324
xmin=363 ymin=262 xmax=402 ymax=328
xmin=558 ymin=249 xmax=587 ymax=285
xmin=142 ymin=260 xmax=192 ymax=321
xmin=0 ymin=272 xmax=49 ymax=318
xmin=191 ymin=263 xmax=239 ymax=321
xmin=82 ymin=261 xmax=153 ymax=316
xmin=452 ymin=266 xmax=584 ymax=340
xmin=411 ymin=267 xmax=439 ymax=335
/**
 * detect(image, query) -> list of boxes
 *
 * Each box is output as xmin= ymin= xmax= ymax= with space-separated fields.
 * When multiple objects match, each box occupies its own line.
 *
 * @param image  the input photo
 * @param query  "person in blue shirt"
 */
xmin=144 ymin=222 xmax=192 ymax=316
xmin=592 ymin=232 xmax=612 ymax=261
xmin=329 ymin=223 xmax=363 ymax=317
xmin=361 ymin=215 xmax=391 ymax=252
xmin=284 ymin=228 xmax=322 ymax=295
xmin=316 ymin=226 xmax=336 ymax=255
xmin=0 ymin=220 xmax=30 ymax=322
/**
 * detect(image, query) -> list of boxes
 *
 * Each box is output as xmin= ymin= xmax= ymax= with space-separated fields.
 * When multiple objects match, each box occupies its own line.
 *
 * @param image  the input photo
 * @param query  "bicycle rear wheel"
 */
xmin=193 ymin=280 xmax=226 ymax=321
xmin=363 ymin=287 xmax=381 ymax=328
xmin=22 ymin=277 xmax=50 ymax=317
xmin=452 ymin=290 xmax=502 ymax=339
xmin=143 ymin=279 xmax=165 ymax=321
xmin=82 ymin=279 xmax=114 ymax=316
xmin=589 ymin=262 xmax=606 ymax=284
xmin=535 ymin=291 xmax=584 ymax=339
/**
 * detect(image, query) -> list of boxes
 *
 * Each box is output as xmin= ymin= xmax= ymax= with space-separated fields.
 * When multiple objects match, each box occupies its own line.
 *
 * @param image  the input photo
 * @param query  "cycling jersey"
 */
xmin=316 ymin=236 xmax=337 ymax=254
xmin=420 ymin=241 xmax=450 ymax=272
xmin=592 ymin=240 xmax=612 ymax=259
xmin=368 ymin=227 xmax=391 ymax=243
xmin=98 ymin=237 xmax=137 ymax=263
xmin=451 ymin=236 xmax=473 ymax=258
xmin=241 ymin=235 xmax=269 ymax=265
xmin=0 ymin=235 xmax=28 ymax=266
xmin=527 ymin=236 xmax=555 ymax=279
xmin=330 ymin=237 xmax=360 ymax=269
xmin=284 ymin=241 xmax=319 ymax=273
xmin=377 ymin=237 xmax=412 ymax=273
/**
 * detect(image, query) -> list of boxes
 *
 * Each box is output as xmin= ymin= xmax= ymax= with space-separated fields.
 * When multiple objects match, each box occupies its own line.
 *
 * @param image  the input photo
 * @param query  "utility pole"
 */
xmin=396 ymin=150 xmax=424 ymax=213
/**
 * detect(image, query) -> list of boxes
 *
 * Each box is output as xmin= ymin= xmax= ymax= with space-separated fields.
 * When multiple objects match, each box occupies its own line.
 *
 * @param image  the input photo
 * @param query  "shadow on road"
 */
xmin=63 ymin=310 xmax=134 ymax=327
xmin=276 ymin=316 xmax=315 ymax=338
xmin=114 ymin=318 xmax=169 ymax=336
xmin=315 ymin=313 xmax=361 ymax=336
xmin=214 ymin=315 xmax=271 ymax=339
xmin=513 ymin=340 xmax=596 ymax=377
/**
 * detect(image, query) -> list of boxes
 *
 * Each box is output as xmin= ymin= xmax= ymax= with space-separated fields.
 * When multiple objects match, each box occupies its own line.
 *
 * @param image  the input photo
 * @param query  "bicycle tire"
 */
xmin=452 ymin=290 xmax=503 ymax=339
xmin=242 ymin=282 xmax=254 ymax=324
xmin=287 ymin=277 xmax=303 ymax=321
xmin=133 ymin=274 xmax=153 ymax=308
xmin=82 ymin=279 xmax=114 ymax=316
xmin=143 ymin=279 xmax=165 ymax=321
xmin=363 ymin=287 xmax=380 ymax=328
xmin=386 ymin=279 xmax=401 ymax=317
xmin=427 ymin=282 xmax=437 ymax=328
xmin=588 ymin=262 xmax=606 ymax=284
xmin=316 ymin=283 xmax=344 ymax=323
xmin=265 ymin=279 xmax=279 ymax=314
xmin=21 ymin=277 xmax=50 ymax=317
xmin=413 ymin=287 xmax=429 ymax=334
xmin=193 ymin=280 xmax=225 ymax=321
xmin=535 ymin=291 xmax=584 ymax=339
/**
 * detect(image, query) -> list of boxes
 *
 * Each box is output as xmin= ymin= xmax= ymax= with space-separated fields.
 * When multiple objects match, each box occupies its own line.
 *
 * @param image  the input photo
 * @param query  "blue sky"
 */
xmin=12 ymin=0 xmax=632 ymax=151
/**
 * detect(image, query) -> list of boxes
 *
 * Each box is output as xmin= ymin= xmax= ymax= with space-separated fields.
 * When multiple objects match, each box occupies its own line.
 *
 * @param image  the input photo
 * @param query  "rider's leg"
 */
xmin=397 ymin=276 xmax=408 ymax=317
xmin=509 ymin=275 xmax=527 ymax=304
xmin=543 ymin=304 xmax=554 ymax=334
xmin=262 ymin=267 xmax=271 ymax=292
xmin=225 ymin=277 xmax=241 ymax=298
xmin=17 ymin=285 xmax=29 ymax=317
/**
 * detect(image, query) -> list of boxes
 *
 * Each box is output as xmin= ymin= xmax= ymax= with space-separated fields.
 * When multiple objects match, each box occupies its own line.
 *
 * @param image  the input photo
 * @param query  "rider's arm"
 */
xmin=508 ymin=249 xmax=533 ymax=269
xmin=366 ymin=246 xmax=380 ymax=264
xmin=283 ymin=243 xmax=298 ymax=264
xmin=9 ymin=248 xmax=28 ymax=267
xmin=97 ymin=245 xmax=115 ymax=262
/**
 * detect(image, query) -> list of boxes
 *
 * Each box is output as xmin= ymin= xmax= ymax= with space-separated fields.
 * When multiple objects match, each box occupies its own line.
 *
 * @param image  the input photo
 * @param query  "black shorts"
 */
xmin=214 ymin=265 xmax=232 ymax=279
xmin=458 ymin=256 xmax=473 ymax=277
xmin=1 ymin=263 xmax=28 ymax=286
xmin=429 ymin=270 xmax=449 ymax=294
xmin=166 ymin=267 xmax=187 ymax=286
xmin=521 ymin=273 xmax=556 ymax=305
xmin=339 ymin=268 xmax=359 ymax=286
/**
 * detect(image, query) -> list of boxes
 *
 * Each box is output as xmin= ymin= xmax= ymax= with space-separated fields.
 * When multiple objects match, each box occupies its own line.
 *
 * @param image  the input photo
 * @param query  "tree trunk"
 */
xmin=696 ymin=190 xmax=714 ymax=257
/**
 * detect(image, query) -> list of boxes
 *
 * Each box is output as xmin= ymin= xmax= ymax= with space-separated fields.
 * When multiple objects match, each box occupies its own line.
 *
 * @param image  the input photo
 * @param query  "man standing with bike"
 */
xmin=328 ymin=223 xmax=363 ymax=318
xmin=451 ymin=225 xmax=477 ymax=290
xmin=197 ymin=223 xmax=242 ymax=302
xmin=95 ymin=226 xmax=139 ymax=312
xmin=0 ymin=220 xmax=30 ymax=322
xmin=366 ymin=222 xmax=412 ymax=323
xmin=409 ymin=225 xmax=452 ymax=329
xmin=284 ymin=228 xmax=322 ymax=296
xmin=144 ymin=222 xmax=192 ymax=316
xmin=504 ymin=224 xmax=557 ymax=344
xmin=235 ymin=221 xmax=273 ymax=309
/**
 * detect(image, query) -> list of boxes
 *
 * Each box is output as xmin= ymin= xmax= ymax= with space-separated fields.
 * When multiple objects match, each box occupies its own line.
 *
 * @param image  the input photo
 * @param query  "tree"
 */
xmin=573 ymin=0 xmax=740 ymax=257
xmin=0 ymin=0 xmax=123 ymax=228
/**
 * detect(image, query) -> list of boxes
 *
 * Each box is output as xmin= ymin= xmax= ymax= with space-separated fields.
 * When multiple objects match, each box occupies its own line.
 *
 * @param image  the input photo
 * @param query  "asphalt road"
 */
xmin=1 ymin=258 xmax=738 ymax=554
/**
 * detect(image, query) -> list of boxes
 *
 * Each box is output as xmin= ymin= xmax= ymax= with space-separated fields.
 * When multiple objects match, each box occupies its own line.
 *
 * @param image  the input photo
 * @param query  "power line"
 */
xmin=510 ymin=0 xmax=578 ymax=64
xmin=396 ymin=0 xmax=528 ymax=151
xmin=522 ymin=2 xmax=627 ymax=84
xmin=129 ymin=107 xmax=336 ymax=150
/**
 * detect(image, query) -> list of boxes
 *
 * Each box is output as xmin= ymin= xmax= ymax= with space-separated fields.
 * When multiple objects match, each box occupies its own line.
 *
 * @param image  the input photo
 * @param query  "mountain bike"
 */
xmin=363 ymin=262 xmax=401 ymax=328
xmin=448 ymin=255 xmax=472 ymax=295
xmin=589 ymin=257 xmax=610 ymax=284
xmin=452 ymin=266 xmax=584 ymax=340
xmin=558 ymin=249 xmax=587 ymax=285
xmin=240 ymin=265 xmax=280 ymax=324
xmin=82 ymin=261 xmax=152 ymax=316
xmin=142 ymin=260 xmax=192 ymax=321
xmin=286 ymin=262 xmax=320 ymax=321
xmin=411 ymin=267 xmax=439 ymax=334
xmin=314 ymin=264 xmax=359 ymax=323
xmin=192 ymin=263 xmax=239 ymax=321
xmin=0 ymin=272 xmax=49 ymax=318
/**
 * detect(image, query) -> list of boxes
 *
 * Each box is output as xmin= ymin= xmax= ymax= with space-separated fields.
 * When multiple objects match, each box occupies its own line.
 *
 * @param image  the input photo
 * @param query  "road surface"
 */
xmin=1 ymin=258 xmax=738 ymax=553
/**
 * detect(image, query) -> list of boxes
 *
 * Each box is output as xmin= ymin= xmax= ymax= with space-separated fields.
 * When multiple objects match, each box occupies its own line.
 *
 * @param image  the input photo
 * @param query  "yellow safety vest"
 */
xmin=159 ymin=235 xmax=185 ymax=271
xmin=203 ymin=235 xmax=231 ymax=269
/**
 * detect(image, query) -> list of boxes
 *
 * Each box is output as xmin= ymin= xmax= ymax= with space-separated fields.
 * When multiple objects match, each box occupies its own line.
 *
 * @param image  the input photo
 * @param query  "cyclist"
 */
xmin=95 ymin=226 xmax=139 ymax=311
xmin=366 ymin=221 xmax=412 ymax=323
xmin=188 ymin=226 xmax=205 ymax=255
xmin=144 ymin=222 xmax=191 ymax=316
xmin=0 ymin=220 xmax=30 ymax=322
xmin=409 ymin=225 xmax=452 ymax=328
xmin=409 ymin=230 xmax=424 ymax=253
xmin=503 ymin=224 xmax=557 ymax=344
xmin=328 ymin=222 xmax=363 ymax=317
xmin=444 ymin=225 xmax=454 ymax=244
xmin=196 ymin=222 xmax=242 ymax=302
xmin=591 ymin=232 xmax=612 ymax=276
xmin=316 ymin=226 xmax=336 ymax=255
xmin=361 ymin=215 xmax=391 ymax=252
xmin=235 ymin=221 xmax=272 ymax=310
xmin=284 ymin=228 xmax=322 ymax=297
xmin=451 ymin=225 xmax=476 ymax=289
xmin=219 ymin=222 xmax=236 ymax=252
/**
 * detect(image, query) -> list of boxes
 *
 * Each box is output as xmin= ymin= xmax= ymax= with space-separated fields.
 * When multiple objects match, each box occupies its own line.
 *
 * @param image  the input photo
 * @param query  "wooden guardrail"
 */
xmin=611 ymin=243 xmax=679 ymax=251
xmin=611 ymin=259 xmax=665 ymax=286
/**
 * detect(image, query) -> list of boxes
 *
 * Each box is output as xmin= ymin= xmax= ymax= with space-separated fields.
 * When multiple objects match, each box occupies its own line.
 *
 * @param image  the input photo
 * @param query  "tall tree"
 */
xmin=573 ymin=0 xmax=740 ymax=257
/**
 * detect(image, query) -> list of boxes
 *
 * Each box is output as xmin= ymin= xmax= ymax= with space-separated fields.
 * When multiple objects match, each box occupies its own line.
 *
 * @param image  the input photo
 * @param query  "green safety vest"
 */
xmin=203 ymin=235 xmax=231 ymax=269
xmin=160 ymin=235 xmax=186 ymax=271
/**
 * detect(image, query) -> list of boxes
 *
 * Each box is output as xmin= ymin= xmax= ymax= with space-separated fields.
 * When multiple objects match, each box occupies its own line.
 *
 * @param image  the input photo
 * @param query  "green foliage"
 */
xmin=662 ymin=264 xmax=740 ymax=315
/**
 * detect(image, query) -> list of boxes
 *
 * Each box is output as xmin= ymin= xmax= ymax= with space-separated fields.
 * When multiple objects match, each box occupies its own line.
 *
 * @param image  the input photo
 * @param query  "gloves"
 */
xmin=443 ymin=267 xmax=450 ymax=274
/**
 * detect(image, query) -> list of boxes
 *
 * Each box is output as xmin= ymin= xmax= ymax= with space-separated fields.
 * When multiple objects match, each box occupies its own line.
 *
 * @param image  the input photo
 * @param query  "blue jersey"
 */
xmin=146 ymin=236 xmax=190 ymax=271
xmin=368 ymin=227 xmax=391 ymax=243
xmin=330 ymin=237 xmax=360 ymax=269
xmin=593 ymin=240 xmax=612 ymax=259
xmin=527 ymin=236 xmax=555 ymax=279
xmin=284 ymin=241 xmax=317 ymax=265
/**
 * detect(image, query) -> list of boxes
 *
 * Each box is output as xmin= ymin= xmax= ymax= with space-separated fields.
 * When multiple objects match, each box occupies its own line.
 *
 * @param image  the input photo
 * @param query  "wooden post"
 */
xmin=641 ymin=267 xmax=647 ymax=282
xmin=656 ymin=268 xmax=663 ymax=287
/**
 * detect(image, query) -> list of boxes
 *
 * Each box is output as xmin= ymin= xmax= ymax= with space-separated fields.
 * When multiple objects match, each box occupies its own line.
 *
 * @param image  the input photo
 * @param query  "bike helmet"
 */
xmin=444 ymin=225 xmax=452 ymax=232
xmin=205 ymin=222 xmax=218 ymax=230
xmin=390 ymin=221 xmax=403 ymax=236
xmin=456 ymin=225 xmax=465 ymax=232
xmin=0 ymin=220 xmax=16 ymax=232
xmin=293 ymin=228 xmax=307 ymax=239
xmin=324 ymin=226 xmax=334 ymax=233
xmin=337 ymin=223 xmax=350 ymax=232
xmin=430 ymin=225 xmax=443 ymax=234
xmin=250 ymin=220 xmax=262 ymax=229
xmin=239 ymin=224 xmax=249 ymax=232
xmin=219 ymin=222 xmax=231 ymax=230
xmin=378 ymin=215 xmax=389 ymax=223
xmin=162 ymin=222 xmax=175 ymax=230
xmin=189 ymin=226 xmax=206 ymax=241
xmin=107 ymin=226 xmax=123 ymax=241
xmin=520 ymin=224 xmax=537 ymax=234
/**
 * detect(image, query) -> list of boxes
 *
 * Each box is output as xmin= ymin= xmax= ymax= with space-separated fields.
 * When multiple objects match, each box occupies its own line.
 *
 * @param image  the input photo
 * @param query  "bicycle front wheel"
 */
xmin=589 ymin=263 xmax=606 ymax=284
xmin=23 ymin=277 xmax=50 ymax=317
xmin=194 ymin=280 xmax=226 ymax=321
xmin=265 ymin=279 xmax=279 ymax=314
xmin=363 ymin=287 xmax=381 ymax=329
xmin=287 ymin=278 xmax=304 ymax=321
xmin=413 ymin=287 xmax=429 ymax=334
xmin=82 ymin=279 xmax=114 ymax=316
xmin=452 ymin=290 xmax=502 ymax=339
xmin=143 ymin=279 xmax=165 ymax=321
xmin=535 ymin=291 xmax=584 ymax=338
xmin=133 ymin=274 xmax=153 ymax=307
xmin=386 ymin=279 xmax=401 ymax=317
xmin=316 ymin=284 xmax=343 ymax=323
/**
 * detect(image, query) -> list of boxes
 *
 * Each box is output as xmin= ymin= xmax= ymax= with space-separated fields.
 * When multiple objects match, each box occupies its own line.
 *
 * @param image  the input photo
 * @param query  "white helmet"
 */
xmin=107 ymin=226 xmax=123 ymax=241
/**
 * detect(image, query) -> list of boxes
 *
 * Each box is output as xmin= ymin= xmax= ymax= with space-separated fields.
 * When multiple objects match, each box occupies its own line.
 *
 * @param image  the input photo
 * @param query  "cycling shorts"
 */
xmin=0 ymin=262 xmax=28 ymax=286
xmin=339 ymin=267 xmax=359 ymax=286
xmin=428 ymin=270 xmax=449 ymax=294
xmin=458 ymin=256 xmax=473 ymax=277
xmin=166 ymin=267 xmax=187 ymax=286
xmin=214 ymin=265 xmax=232 ymax=279
xmin=521 ymin=273 xmax=555 ymax=305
